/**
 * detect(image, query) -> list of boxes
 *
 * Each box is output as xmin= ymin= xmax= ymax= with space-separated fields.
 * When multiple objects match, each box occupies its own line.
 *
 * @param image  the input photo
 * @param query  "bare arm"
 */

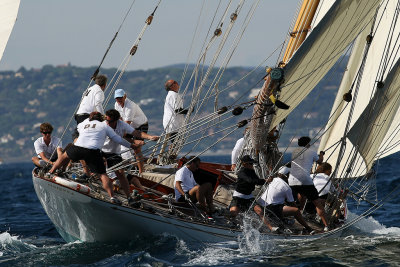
xmin=175 ymin=181 xmax=186 ymax=196
xmin=316 ymin=151 xmax=324 ymax=164
xmin=38 ymin=152 xmax=53 ymax=165
xmin=132 ymin=130 xmax=159 ymax=141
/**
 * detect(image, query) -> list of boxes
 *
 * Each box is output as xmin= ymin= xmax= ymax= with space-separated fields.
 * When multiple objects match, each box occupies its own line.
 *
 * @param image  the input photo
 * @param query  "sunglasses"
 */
xmin=41 ymin=132 xmax=51 ymax=135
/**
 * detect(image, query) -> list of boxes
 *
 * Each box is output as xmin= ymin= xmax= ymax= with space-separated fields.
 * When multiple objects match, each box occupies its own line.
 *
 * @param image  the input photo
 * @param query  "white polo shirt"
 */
xmin=231 ymin=137 xmax=244 ymax=164
xmin=75 ymin=119 xmax=131 ymax=150
xmin=163 ymin=91 xmax=184 ymax=133
xmin=259 ymin=177 xmax=294 ymax=206
xmin=174 ymin=165 xmax=197 ymax=200
xmin=34 ymin=136 xmax=62 ymax=159
xmin=312 ymin=173 xmax=332 ymax=196
xmin=102 ymin=120 xmax=134 ymax=154
xmin=115 ymin=98 xmax=148 ymax=129
xmin=288 ymin=147 xmax=319 ymax=186
xmin=77 ymin=84 xmax=105 ymax=115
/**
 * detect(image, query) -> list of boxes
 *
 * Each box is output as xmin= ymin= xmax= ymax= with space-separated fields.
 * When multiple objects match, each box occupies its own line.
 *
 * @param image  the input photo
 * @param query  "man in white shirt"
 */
xmin=174 ymin=157 xmax=214 ymax=215
xmin=161 ymin=80 xmax=188 ymax=157
xmin=32 ymin=123 xmax=63 ymax=168
xmin=73 ymin=74 xmax=107 ymax=139
xmin=231 ymin=128 xmax=249 ymax=171
xmin=114 ymin=89 xmax=148 ymax=132
xmin=114 ymin=89 xmax=149 ymax=171
xmin=49 ymin=112 xmax=140 ymax=204
xmin=254 ymin=166 xmax=314 ymax=234
xmin=102 ymin=109 xmax=159 ymax=203
xmin=288 ymin=136 xmax=329 ymax=230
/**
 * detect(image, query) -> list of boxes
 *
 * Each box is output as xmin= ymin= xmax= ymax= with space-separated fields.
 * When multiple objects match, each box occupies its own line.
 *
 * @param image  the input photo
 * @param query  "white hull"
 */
xmin=32 ymin=172 xmax=342 ymax=243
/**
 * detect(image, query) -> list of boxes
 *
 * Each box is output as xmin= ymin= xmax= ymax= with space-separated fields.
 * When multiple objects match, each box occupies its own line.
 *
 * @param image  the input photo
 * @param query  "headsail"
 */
xmin=269 ymin=0 xmax=381 ymax=130
xmin=0 ymin=0 xmax=20 ymax=62
xmin=319 ymin=0 xmax=400 ymax=177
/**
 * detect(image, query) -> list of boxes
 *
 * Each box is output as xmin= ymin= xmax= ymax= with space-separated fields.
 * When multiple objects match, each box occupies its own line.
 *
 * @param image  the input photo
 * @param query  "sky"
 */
xmin=0 ymin=0 xmax=300 ymax=71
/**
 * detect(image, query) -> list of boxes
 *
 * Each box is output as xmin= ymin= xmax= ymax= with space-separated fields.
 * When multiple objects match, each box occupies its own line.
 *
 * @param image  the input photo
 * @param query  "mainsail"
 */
xmin=269 ymin=0 xmax=381 ymax=130
xmin=0 ymin=0 xmax=20 ymax=62
xmin=319 ymin=0 xmax=400 ymax=177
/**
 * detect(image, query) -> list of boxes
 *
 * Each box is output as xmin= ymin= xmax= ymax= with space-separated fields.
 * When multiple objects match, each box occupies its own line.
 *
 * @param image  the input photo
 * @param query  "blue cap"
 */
xmin=114 ymin=89 xmax=125 ymax=98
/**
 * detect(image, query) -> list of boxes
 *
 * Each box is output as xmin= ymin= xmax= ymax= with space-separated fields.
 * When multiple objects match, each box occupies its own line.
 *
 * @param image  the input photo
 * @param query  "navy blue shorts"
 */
xmin=101 ymin=152 xmax=122 ymax=168
xmin=230 ymin=197 xmax=255 ymax=212
xmin=66 ymin=145 xmax=106 ymax=174
xmin=291 ymin=185 xmax=319 ymax=202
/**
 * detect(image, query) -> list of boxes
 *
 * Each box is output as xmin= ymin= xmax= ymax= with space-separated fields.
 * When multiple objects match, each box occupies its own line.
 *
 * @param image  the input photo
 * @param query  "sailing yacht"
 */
xmin=32 ymin=0 xmax=400 ymax=243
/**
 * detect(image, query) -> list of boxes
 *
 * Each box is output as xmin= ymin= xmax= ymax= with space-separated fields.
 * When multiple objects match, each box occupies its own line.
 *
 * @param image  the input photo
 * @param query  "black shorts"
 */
xmin=291 ymin=185 xmax=319 ymax=202
xmin=66 ymin=145 xmax=106 ymax=174
xmin=102 ymin=152 xmax=122 ymax=168
xmin=169 ymin=132 xmax=178 ymax=144
xmin=134 ymin=123 xmax=149 ymax=141
xmin=266 ymin=204 xmax=284 ymax=220
xmin=135 ymin=123 xmax=148 ymax=133
xmin=230 ymin=197 xmax=254 ymax=212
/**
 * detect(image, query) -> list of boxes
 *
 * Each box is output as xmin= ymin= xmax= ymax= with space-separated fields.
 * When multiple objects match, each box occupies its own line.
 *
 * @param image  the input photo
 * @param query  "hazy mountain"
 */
xmin=0 ymin=63 xmax=343 ymax=162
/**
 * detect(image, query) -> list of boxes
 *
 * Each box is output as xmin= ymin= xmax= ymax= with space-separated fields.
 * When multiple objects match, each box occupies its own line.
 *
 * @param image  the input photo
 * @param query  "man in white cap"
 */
xmin=114 ymin=88 xmax=149 ymax=172
xmin=114 ymin=88 xmax=149 ymax=133
xmin=254 ymin=165 xmax=314 ymax=234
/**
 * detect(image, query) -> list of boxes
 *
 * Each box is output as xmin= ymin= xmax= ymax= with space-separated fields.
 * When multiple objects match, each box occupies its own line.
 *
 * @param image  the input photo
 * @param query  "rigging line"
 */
xmin=280 ymin=2 xmax=380 ymax=95
xmin=167 ymin=107 xmax=246 ymax=156
xmin=179 ymin=0 xmax=207 ymax=87
xmin=285 ymin=0 xmax=315 ymax=62
xmin=186 ymin=2 xmax=243 ymax=116
xmin=353 ymin=91 xmax=400 ymax=171
xmin=171 ymin=1 xmax=246 ymax=155
xmin=103 ymin=0 xmax=162 ymax=107
xmin=277 ymin=0 xmax=304 ymax=63
xmin=322 ymin=180 xmax=400 ymax=240
xmin=196 ymin=0 xmax=261 ymax=115
xmin=196 ymin=41 xmax=286 ymax=107
xmin=187 ymin=0 xmax=245 ymax=108
xmin=91 ymin=0 xmax=137 ymax=80
xmin=176 ymin=0 xmax=231 ymax=103
xmin=377 ymin=0 xmax=400 ymax=80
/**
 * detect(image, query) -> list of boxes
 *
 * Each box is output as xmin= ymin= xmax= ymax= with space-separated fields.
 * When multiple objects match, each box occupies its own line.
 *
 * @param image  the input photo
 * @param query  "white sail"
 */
xmin=311 ymin=0 xmax=335 ymax=27
xmin=0 ymin=0 xmax=20 ymax=62
xmin=318 ymin=0 xmax=400 ymax=177
xmin=270 ymin=0 xmax=381 ymax=130
xmin=347 ymin=58 xmax=400 ymax=173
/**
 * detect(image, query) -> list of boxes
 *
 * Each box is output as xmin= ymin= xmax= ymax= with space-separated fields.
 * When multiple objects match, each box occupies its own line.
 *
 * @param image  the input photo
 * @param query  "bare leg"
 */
xmin=115 ymin=170 xmax=130 ymax=199
xmin=134 ymin=147 xmax=144 ymax=173
xmin=131 ymin=176 xmax=145 ymax=190
xmin=229 ymin=206 xmax=239 ymax=217
xmin=298 ymin=193 xmax=306 ymax=210
xmin=200 ymin=182 xmax=214 ymax=214
xmin=254 ymin=205 xmax=274 ymax=230
xmin=283 ymin=206 xmax=312 ymax=230
xmin=313 ymin=199 xmax=328 ymax=227
xmin=197 ymin=184 xmax=209 ymax=212
xmin=100 ymin=173 xmax=114 ymax=198
xmin=49 ymin=152 xmax=70 ymax=174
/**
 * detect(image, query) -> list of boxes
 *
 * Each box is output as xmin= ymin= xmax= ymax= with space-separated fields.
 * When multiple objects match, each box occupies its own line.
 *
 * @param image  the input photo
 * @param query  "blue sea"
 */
xmin=1 ymin=155 xmax=400 ymax=266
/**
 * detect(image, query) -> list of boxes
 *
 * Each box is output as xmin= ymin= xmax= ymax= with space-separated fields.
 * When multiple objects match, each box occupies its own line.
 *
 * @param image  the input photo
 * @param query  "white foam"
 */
xmin=0 ymin=232 xmax=37 ymax=253
xmin=347 ymin=211 xmax=400 ymax=236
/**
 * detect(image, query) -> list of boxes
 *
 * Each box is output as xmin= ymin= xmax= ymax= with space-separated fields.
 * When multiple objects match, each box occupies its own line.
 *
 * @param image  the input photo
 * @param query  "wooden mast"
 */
xmin=250 ymin=0 xmax=320 ymax=152
xmin=282 ymin=0 xmax=321 ymax=64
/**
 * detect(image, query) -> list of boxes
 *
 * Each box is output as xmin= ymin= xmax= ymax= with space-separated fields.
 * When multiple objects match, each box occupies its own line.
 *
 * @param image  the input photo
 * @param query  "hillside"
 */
xmin=0 ymin=64 xmax=343 ymax=162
